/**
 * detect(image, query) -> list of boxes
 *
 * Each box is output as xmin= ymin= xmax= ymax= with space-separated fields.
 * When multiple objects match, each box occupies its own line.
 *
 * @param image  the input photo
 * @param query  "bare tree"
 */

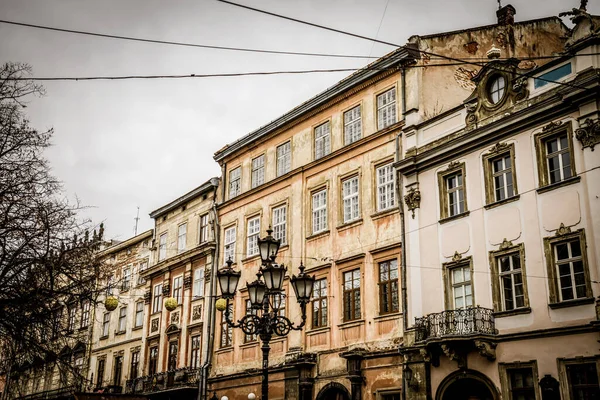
xmin=0 ymin=62 xmax=107 ymax=398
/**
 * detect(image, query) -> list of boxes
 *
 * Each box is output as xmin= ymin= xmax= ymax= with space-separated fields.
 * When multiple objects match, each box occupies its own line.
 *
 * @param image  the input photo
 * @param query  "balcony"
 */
xmin=415 ymin=306 xmax=496 ymax=342
xmin=124 ymin=367 xmax=199 ymax=395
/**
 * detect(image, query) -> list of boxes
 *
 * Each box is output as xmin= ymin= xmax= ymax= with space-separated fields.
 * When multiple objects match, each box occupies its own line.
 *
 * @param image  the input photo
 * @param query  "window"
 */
xmin=190 ymin=335 xmax=201 ymax=369
xmin=251 ymin=155 xmax=265 ymax=189
xmin=438 ymin=163 xmax=467 ymax=220
xmin=220 ymin=304 xmax=233 ymax=348
xmin=342 ymin=176 xmax=360 ymax=223
xmin=172 ymin=276 xmax=183 ymax=305
xmin=508 ymin=368 xmax=536 ymax=400
xmin=158 ymin=233 xmax=167 ymax=261
xmin=244 ymin=300 xmax=258 ymax=343
xmin=379 ymin=260 xmax=399 ymax=314
xmin=272 ymin=205 xmax=287 ymax=245
xmin=344 ymin=105 xmax=362 ymax=145
xmin=102 ymin=313 xmax=110 ymax=337
xmin=488 ymin=75 xmax=506 ymax=104
xmin=80 ymin=302 xmax=90 ymax=328
xmin=229 ymin=167 xmax=241 ymax=198
xmin=343 ymin=269 xmax=361 ymax=321
xmin=138 ymin=261 xmax=148 ymax=285
xmin=483 ymin=144 xmax=518 ymax=205
xmin=199 ymin=214 xmax=209 ymax=244
xmin=312 ymin=278 xmax=328 ymax=328
xmin=148 ymin=347 xmax=158 ymax=376
xmin=193 ymin=268 xmax=205 ymax=298
xmin=544 ymin=230 xmax=592 ymax=305
xmin=178 ymin=223 xmax=187 ymax=253
xmin=534 ymin=122 xmax=576 ymax=188
xmin=122 ymin=267 xmax=131 ymax=291
xmin=273 ymin=292 xmax=286 ymax=317
xmin=224 ymin=226 xmax=236 ymax=263
xmin=168 ymin=340 xmax=178 ymax=370
xmin=312 ymin=189 xmax=327 ymax=234
xmin=376 ymin=163 xmax=396 ymax=211
xmin=448 ymin=264 xmax=473 ymax=309
xmin=277 ymin=141 xmax=291 ymax=176
xmin=314 ymin=122 xmax=331 ymax=160
xmin=113 ymin=356 xmax=123 ymax=385
xmin=377 ymin=88 xmax=397 ymax=130
xmin=67 ymin=306 xmax=76 ymax=332
xmin=130 ymin=351 xmax=140 ymax=380
xmin=96 ymin=358 xmax=105 ymax=387
xmin=134 ymin=301 xmax=144 ymax=328
xmin=380 ymin=392 xmax=401 ymax=400
xmin=567 ymin=362 xmax=600 ymax=400
xmin=152 ymin=283 xmax=163 ymax=314
xmin=247 ymin=217 xmax=260 ymax=257
xmin=534 ymin=62 xmax=572 ymax=89
xmin=52 ymin=310 xmax=61 ymax=338
xmin=490 ymin=244 xmax=530 ymax=313
xmin=118 ymin=307 xmax=127 ymax=332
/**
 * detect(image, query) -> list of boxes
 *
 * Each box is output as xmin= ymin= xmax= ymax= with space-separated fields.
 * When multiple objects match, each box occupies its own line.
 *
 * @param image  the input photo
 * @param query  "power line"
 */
xmin=0 ymin=19 xmax=374 ymax=59
xmin=216 ymin=0 xmax=591 ymax=91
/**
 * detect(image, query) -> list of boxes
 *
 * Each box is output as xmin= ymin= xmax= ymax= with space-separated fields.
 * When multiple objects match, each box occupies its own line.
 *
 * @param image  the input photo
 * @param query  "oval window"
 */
xmin=488 ymin=75 xmax=506 ymax=104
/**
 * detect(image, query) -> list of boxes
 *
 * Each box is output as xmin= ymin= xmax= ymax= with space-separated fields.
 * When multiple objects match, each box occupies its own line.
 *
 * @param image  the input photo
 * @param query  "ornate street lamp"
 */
xmin=216 ymin=228 xmax=315 ymax=400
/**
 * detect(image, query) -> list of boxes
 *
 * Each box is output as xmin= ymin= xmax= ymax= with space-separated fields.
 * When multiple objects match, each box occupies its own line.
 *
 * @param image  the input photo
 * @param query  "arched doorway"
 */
xmin=316 ymin=382 xmax=351 ymax=400
xmin=436 ymin=370 xmax=499 ymax=400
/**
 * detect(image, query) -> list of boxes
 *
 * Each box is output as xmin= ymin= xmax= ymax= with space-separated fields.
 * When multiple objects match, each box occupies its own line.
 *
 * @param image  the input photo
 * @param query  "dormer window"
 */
xmin=488 ymin=75 xmax=506 ymax=104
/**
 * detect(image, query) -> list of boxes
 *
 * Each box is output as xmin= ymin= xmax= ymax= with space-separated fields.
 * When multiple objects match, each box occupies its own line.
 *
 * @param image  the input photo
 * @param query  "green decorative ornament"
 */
xmin=164 ymin=297 xmax=178 ymax=311
xmin=215 ymin=298 xmax=227 ymax=311
xmin=104 ymin=296 xmax=119 ymax=311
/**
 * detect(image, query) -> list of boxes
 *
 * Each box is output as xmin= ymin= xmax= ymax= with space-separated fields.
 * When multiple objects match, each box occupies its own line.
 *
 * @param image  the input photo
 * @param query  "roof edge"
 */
xmin=99 ymin=229 xmax=153 ymax=256
xmin=149 ymin=177 xmax=219 ymax=219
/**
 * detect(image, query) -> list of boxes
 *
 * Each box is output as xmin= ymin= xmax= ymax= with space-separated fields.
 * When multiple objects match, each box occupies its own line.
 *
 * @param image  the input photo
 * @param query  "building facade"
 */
xmin=87 ymin=229 xmax=153 ymax=394
xmin=396 ymin=7 xmax=600 ymax=400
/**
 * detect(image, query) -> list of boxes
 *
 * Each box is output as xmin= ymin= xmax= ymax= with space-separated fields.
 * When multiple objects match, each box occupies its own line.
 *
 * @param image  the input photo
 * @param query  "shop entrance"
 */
xmin=316 ymin=382 xmax=351 ymax=400
xmin=436 ymin=370 xmax=498 ymax=400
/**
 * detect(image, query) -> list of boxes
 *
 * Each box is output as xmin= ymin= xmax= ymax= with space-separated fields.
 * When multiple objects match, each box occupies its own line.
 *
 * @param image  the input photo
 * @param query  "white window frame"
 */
xmin=193 ymin=267 xmax=205 ymax=298
xmin=224 ymin=226 xmax=236 ymax=263
xmin=134 ymin=301 xmax=144 ymax=328
xmin=377 ymin=87 xmax=397 ymax=130
xmin=80 ymin=301 xmax=90 ymax=328
xmin=247 ymin=216 xmax=260 ymax=257
xmin=229 ymin=167 xmax=241 ymax=198
xmin=272 ymin=205 xmax=287 ymax=245
xmin=342 ymin=176 xmax=360 ymax=223
xmin=122 ymin=267 xmax=131 ymax=291
xmin=251 ymin=155 xmax=265 ymax=189
xmin=199 ymin=214 xmax=209 ymax=244
xmin=314 ymin=122 xmax=331 ymax=160
xmin=312 ymin=189 xmax=327 ymax=234
xmin=177 ymin=223 xmax=187 ymax=253
xmin=344 ymin=105 xmax=362 ymax=145
xmin=152 ymin=283 xmax=163 ymax=314
xmin=376 ymin=163 xmax=396 ymax=211
xmin=172 ymin=275 xmax=183 ymax=305
xmin=451 ymin=265 xmax=473 ymax=309
xmin=158 ymin=233 xmax=167 ymax=261
xmin=102 ymin=313 xmax=110 ymax=337
xmin=118 ymin=307 xmax=127 ymax=332
xmin=277 ymin=141 xmax=291 ymax=177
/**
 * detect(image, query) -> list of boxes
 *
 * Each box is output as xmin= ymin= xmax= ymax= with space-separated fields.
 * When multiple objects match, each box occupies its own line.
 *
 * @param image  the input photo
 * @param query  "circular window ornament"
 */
xmin=488 ymin=75 xmax=506 ymax=104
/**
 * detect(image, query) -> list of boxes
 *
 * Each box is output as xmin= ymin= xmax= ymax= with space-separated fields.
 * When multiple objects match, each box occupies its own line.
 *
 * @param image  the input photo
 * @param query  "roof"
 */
xmin=99 ymin=229 xmax=153 ymax=256
xmin=149 ymin=177 xmax=219 ymax=219
xmin=213 ymin=47 xmax=414 ymax=162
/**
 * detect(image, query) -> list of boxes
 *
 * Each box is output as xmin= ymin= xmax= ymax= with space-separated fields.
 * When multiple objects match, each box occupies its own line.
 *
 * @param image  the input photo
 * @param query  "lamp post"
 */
xmin=217 ymin=228 xmax=315 ymax=400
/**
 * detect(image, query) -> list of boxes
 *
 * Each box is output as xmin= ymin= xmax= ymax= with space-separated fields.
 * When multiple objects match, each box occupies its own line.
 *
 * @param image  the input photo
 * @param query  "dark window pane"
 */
xmin=570 ymin=240 xmax=582 ymax=258
xmin=556 ymin=244 xmax=569 ymax=260
xmin=547 ymin=138 xmax=558 ymax=154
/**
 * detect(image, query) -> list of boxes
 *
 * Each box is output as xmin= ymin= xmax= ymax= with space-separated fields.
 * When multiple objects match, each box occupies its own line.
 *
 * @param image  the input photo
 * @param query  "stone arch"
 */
xmin=316 ymin=382 xmax=351 ymax=400
xmin=436 ymin=369 xmax=499 ymax=400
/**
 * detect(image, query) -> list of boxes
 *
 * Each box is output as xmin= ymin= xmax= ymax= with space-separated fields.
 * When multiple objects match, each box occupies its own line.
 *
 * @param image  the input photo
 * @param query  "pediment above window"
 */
xmin=464 ymin=59 xmax=529 ymax=130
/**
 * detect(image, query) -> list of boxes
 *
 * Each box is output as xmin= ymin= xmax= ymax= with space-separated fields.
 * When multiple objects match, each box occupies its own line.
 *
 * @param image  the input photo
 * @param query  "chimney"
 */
xmin=497 ymin=4 xmax=516 ymax=25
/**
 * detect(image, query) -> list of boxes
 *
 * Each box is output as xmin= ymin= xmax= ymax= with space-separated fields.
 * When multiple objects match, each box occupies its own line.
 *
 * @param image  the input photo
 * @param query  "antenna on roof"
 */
xmin=133 ymin=206 xmax=140 ymax=235
xmin=497 ymin=0 xmax=502 ymax=9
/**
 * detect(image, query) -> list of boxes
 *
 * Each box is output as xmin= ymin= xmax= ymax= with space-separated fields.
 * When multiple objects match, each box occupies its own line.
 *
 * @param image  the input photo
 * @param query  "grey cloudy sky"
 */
xmin=0 ymin=0 xmax=593 ymax=241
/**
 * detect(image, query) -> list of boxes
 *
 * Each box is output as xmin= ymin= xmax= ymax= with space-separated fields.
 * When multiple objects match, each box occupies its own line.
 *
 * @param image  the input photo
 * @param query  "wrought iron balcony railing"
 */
xmin=18 ymin=385 xmax=78 ymax=400
xmin=124 ymin=367 xmax=199 ymax=394
xmin=414 ymin=306 xmax=496 ymax=342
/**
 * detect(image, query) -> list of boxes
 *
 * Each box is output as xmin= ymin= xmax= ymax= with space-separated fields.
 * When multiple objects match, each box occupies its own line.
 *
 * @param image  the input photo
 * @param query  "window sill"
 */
xmin=132 ymin=326 xmax=143 ymax=331
xmin=336 ymin=218 xmax=363 ymax=232
xmin=493 ymin=306 xmax=531 ymax=318
xmin=241 ymin=254 xmax=261 ymax=264
xmin=307 ymin=230 xmax=330 ymax=241
xmin=439 ymin=211 xmax=470 ymax=224
xmin=78 ymin=326 xmax=89 ymax=332
xmin=306 ymin=326 xmax=331 ymax=335
xmin=374 ymin=312 xmax=402 ymax=321
xmin=548 ymin=297 xmax=594 ymax=309
xmin=484 ymin=195 xmax=520 ymax=210
xmin=239 ymin=341 xmax=259 ymax=348
xmin=151 ymin=311 xmax=162 ymax=316
xmin=278 ymin=244 xmax=290 ymax=252
xmin=191 ymin=296 xmax=204 ymax=302
xmin=99 ymin=335 xmax=109 ymax=340
xmin=536 ymin=176 xmax=581 ymax=194
xmin=115 ymin=330 xmax=126 ymax=336
xmin=215 ymin=347 xmax=234 ymax=354
xmin=337 ymin=319 xmax=365 ymax=329
xmin=370 ymin=208 xmax=399 ymax=220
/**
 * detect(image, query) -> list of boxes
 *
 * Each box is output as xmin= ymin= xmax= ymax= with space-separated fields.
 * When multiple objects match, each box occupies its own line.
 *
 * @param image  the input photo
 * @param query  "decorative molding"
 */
xmin=488 ymin=142 xmax=510 ymax=155
xmin=542 ymin=120 xmax=565 ymax=132
xmin=474 ymin=340 xmax=497 ymax=360
xmin=183 ymin=275 xmax=192 ymax=290
xmin=171 ymin=311 xmax=180 ymax=324
xmin=131 ymin=346 xmax=141 ymax=353
xmin=192 ymin=305 xmax=203 ymax=321
xmin=404 ymin=187 xmax=421 ymax=219
xmin=162 ymin=283 xmax=171 ymax=296
xmin=144 ymin=290 xmax=151 ymax=305
xmin=446 ymin=160 xmax=461 ymax=171
xmin=419 ymin=348 xmax=431 ymax=363
xmin=499 ymin=238 xmax=514 ymax=250
xmin=512 ymin=77 xmax=529 ymax=102
xmin=150 ymin=318 xmax=159 ymax=333
xmin=451 ymin=251 xmax=463 ymax=262
xmin=556 ymin=223 xmax=572 ymax=236
xmin=575 ymin=118 xmax=600 ymax=151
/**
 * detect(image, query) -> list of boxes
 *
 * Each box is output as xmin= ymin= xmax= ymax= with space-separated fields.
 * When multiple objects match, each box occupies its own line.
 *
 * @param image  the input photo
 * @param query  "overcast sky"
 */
xmin=0 ymin=0 xmax=594 ymax=241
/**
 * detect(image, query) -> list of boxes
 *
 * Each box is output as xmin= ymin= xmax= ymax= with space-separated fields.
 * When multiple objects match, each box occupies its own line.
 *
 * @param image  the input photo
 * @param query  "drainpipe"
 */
xmin=198 ymin=184 xmax=221 ymax=400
